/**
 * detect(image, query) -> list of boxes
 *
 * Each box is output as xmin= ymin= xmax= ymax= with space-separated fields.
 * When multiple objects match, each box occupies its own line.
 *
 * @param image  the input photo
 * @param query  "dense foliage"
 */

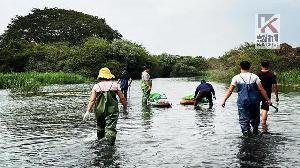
xmin=0 ymin=37 xmax=208 ymax=79
xmin=0 ymin=8 xmax=208 ymax=79
xmin=2 ymin=8 xmax=297 ymax=85
xmin=207 ymin=43 xmax=300 ymax=84
xmin=0 ymin=8 xmax=121 ymax=45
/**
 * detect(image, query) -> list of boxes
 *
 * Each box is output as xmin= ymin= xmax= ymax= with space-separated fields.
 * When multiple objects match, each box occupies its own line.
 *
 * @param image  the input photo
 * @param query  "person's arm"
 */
xmin=116 ymin=90 xmax=128 ymax=112
xmin=144 ymin=80 xmax=151 ymax=90
xmin=209 ymin=84 xmax=216 ymax=98
xmin=194 ymin=86 xmax=199 ymax=99
xmin=257 ymin=82 xmax=272 ymax=105
xmin=221 ymin=85 xmax=235 ymax=107
xmin=86 ymin=90 xmax=97 ymax=112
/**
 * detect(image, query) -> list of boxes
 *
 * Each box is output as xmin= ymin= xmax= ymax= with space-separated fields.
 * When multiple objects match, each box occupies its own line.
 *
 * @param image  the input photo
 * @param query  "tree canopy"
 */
xmin=0 ymin=8 xmax=122 ymax=45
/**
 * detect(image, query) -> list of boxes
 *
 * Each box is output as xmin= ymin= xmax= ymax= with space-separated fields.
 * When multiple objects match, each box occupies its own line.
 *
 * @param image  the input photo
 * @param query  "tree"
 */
xmin=0 ymin=39 xmax=32 ymax=72
xmin=0 ymin=8 xmax=122 ymax=45
xmin=70 ymin=37 xmax=110 ymax=77
xmin=108 ymin=39 xmax=152 ymax=78
xmin=25 ymin=42 xmax=75 ymax=72
xmin=155 ymin=53 xmax=178 ymax=77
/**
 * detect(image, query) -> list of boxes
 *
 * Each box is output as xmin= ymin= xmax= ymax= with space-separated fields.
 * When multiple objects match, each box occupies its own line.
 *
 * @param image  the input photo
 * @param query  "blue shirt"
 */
xmin=119 ymin=76 xmax=130 ymax=89
xmin=195 ymin=83 xmax=215 ymax=97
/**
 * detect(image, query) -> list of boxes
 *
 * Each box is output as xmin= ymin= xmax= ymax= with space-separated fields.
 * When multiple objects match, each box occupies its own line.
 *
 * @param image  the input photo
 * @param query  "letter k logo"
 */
xmin=261 ymin=17 xmax=278 ymax=33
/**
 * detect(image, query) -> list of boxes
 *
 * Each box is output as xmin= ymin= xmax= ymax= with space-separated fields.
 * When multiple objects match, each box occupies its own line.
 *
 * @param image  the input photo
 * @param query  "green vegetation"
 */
xmin=206 ymin=43 xmax=300 ymax=85
xmin=0 ymin=72 xmax=89 ymax=94
xmin=0 ymin=8 xmax=299 ymax=95
xmin=0 ymin=8 xmax=209 ymax=94
xmin=0 ymin=8 xmax=121 ymax=45
xmin=277 ymin=69 xmax=300 ymax=85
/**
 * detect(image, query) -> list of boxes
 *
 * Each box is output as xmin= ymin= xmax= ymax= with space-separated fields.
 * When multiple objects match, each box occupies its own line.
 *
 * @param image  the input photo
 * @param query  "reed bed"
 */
xmin=0 ymin=72 xmax=90 ymax=94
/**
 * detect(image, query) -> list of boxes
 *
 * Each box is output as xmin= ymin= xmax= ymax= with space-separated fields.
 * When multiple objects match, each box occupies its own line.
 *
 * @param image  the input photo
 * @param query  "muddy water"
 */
xmin=0 ymin=78 xmax=299 ymax=167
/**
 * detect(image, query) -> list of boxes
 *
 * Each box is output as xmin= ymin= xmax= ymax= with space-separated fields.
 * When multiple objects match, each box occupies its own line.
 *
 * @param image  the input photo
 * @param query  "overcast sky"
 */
xmin=1 ymin=0 xmax=299 ymax=57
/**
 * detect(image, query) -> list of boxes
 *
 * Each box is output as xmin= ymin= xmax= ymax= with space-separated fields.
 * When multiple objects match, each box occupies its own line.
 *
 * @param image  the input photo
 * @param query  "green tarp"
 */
xmin=149 ymin=92 xmax=167 ymax=102
xmin=181 ymin=94 xmax=209 ymax=103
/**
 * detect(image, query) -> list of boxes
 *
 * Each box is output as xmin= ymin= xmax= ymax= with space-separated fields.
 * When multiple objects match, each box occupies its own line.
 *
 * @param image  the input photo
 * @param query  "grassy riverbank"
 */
xmin=0 ymin=72 xmax=90 ymax=94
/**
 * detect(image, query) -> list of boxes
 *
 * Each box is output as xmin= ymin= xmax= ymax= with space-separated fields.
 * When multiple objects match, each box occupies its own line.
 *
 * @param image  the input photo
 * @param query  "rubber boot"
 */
xmin=252 ymin=127 xmax=259 ymax=135
xmin=208 ymin=103 xmax=213 ymax=109
xmin=242 ymin=129 xmax=252 ymax=138
xmin=107 ymin=137 xmax=116 ymax=146
xmin=97 ymin=131 xmax=105 ymax=140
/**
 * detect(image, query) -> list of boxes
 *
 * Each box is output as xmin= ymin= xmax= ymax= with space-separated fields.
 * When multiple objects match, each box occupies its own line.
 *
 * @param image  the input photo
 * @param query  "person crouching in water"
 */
xmin=221 ymin=61 xmax=272 ymax=136
xmin=194 ymin=80 xmax=216 ymax=109
xmin=84 ymin=67 xmax=127 ymax=145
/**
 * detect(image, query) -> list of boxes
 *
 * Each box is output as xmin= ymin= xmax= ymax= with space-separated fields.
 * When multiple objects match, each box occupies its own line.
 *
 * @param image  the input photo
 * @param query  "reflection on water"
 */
xmin=89 ymin=142 xmax=119 ymax=167
xmin=0 ymin=79 xmax=299 ymax=167
xmin=141 ymin=102 xmax=152 ymax=128
xmin=237 ymin=134 xmax=287 ymax=167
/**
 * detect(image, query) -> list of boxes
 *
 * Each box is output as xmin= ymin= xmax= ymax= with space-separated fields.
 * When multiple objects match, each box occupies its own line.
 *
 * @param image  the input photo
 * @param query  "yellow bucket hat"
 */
xmin=97 ymin=67 xmax=115 ymax=79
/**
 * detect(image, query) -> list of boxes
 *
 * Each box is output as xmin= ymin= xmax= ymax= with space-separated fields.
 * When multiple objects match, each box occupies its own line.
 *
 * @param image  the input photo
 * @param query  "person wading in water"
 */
xmin=118 ymin=70 xmax=132 ymax=100
xmin=83 ymin=67 xmax=127 ymax=145
xmin=141 ymin=65 xmax=152 ymax=103
xmin=221 ymin=61 xmax=272 ymax=136
xmin=256 ymin=60 xmax=279 ymax=132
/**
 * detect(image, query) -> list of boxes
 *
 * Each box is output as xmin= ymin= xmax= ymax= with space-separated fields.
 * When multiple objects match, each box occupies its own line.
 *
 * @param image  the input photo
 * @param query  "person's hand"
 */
xmin=123 ymin=105 xmax=128 ymax=113
xmin=213 ymin=96 xmax=216 ymax=100
xmin=265 ymin=99 xmax=272 ymax=106
xmin=82 ymin=111 xmax=91 ymax=121
xmin=276 ymin=97 xmax=279 ymax=102
xmin=221 ymin=100 xmax=226 ymax=108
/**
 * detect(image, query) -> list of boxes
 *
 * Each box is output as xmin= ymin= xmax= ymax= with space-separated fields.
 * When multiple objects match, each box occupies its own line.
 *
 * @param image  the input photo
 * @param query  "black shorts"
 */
xmin=261 ymin=101 xmax=269 ymax=111
xmin=261 ymin=92 xmax=271 ymax=111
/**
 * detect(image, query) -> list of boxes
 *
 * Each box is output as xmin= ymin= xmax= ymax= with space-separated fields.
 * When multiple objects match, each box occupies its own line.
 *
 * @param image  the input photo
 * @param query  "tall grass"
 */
xmin=277 ymin=69 xmax=300 ymax=85
xmin=0 ymin=72 xmax=90 ymax=94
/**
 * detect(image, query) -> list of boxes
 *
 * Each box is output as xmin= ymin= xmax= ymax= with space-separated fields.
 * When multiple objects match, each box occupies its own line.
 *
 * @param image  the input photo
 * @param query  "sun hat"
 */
xmin=97 ymin=67 xmax=115 ymax=79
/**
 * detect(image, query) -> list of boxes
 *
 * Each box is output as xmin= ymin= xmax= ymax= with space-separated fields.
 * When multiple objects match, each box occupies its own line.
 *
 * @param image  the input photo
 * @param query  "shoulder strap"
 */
xmin=239 ymin=75 xmax=247 ymax=83
xmin=109 ymin=82 xmax=114 ymax=91
xmin=97 ymin=84 xmax=102 ymax=92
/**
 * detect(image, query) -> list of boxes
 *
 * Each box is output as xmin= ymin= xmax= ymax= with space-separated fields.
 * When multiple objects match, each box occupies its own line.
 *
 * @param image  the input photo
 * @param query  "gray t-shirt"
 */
xmin=142 ymin=71 xmax=150 ymax=81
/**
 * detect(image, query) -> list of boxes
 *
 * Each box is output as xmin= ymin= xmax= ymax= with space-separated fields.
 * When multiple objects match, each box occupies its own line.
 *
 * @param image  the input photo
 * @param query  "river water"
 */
xmin=0 ymin=78 xmax=299 ymax=167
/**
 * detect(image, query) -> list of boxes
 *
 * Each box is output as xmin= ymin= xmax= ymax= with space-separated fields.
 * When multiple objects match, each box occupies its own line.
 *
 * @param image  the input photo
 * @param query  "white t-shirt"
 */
xmin=231 ymin=72 xmax=261 ymax=86
xmin=141 ymin=71 xmax=150 ymax=81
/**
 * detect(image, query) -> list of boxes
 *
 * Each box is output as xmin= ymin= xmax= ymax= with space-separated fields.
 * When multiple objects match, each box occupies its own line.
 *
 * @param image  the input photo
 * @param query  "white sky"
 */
xmin=1 ymin=0 xmax=299 ymax=57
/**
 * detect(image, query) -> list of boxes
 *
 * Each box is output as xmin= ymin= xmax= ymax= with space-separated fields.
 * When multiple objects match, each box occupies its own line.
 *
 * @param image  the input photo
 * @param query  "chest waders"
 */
xmin=236 ymin=75 xmax=260 ymax=134
xmin=94 ymin=84 xmax=119 ymax=145
xmin=141 ymin=80 xmax=152 ymax=102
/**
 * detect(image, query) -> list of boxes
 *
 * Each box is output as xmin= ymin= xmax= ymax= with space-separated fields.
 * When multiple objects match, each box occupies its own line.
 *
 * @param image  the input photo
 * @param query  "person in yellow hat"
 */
xmin=83 ymin=67 xmax=127 ymax=145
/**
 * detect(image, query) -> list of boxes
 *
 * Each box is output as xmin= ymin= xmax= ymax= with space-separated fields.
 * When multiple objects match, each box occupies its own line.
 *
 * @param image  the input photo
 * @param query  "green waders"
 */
xmin=141 ymin=80 xmax=152 ymax=102
xmin=94 ymin=90 xmax=119 ymax=145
